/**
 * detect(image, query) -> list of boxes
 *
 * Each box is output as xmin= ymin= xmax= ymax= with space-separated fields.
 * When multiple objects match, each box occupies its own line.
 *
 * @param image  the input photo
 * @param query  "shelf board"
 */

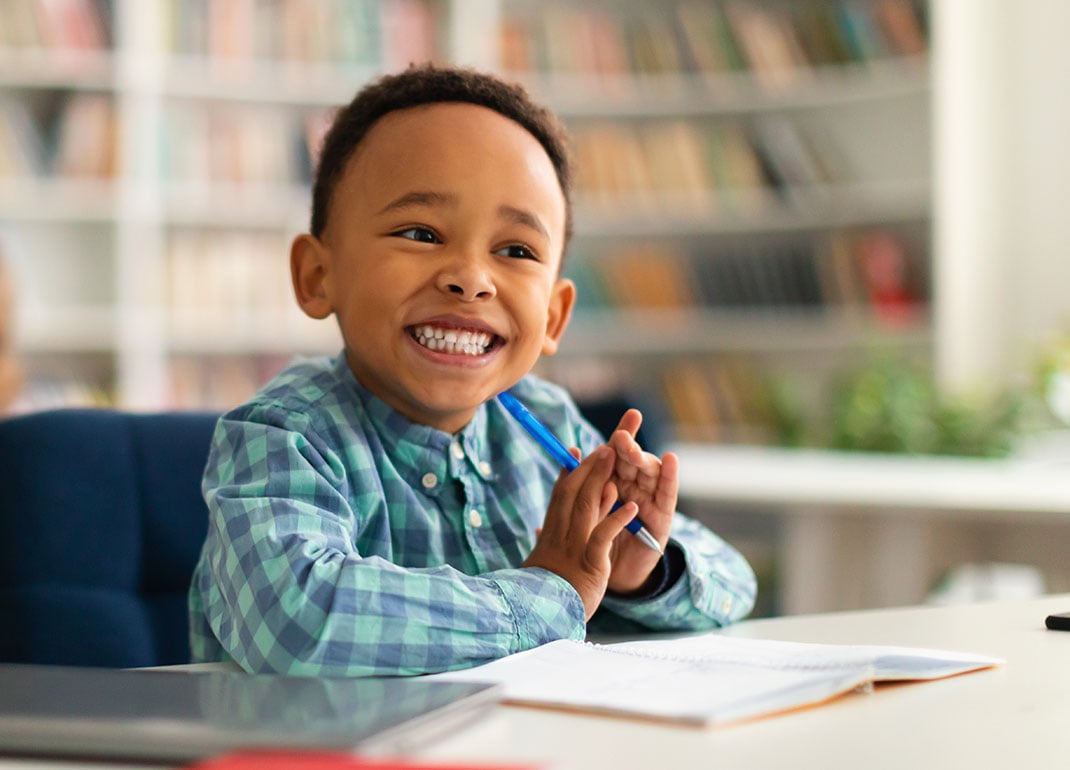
xmin=166 ymin=312 xmax=341 ymax=355
xmin=14 ymin=306 xmax=117 ymax=353
xmin=574 ymin=179 xmax=931 ymax=237
xmin=160 ymin=56 xmax=377 ymax=105
xmin=0 ymin=177 xmax=120 ymax=222
xmin=520 ymin=56 xmax=930 ymax=119
xmin=0 ymin=47 xmax=117 ymax=90
xmin=162 ymin=182 xmax=310 ymax=228
xmin=558 ymin=307 xmax=932 ymax=355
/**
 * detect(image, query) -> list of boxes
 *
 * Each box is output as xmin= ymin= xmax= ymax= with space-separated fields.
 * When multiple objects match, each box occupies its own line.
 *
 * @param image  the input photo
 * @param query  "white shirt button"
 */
xmin=451 ymin=441 xmax=465 ymax=459
xmin=421 ymin=472 xmax=438 ymax=489
xmin=478 ymin=461 xmax=492 ymax=477
xmin=469 ymin=509 xmax=483 ymax=528
xmin=721 ymin=597 xmax=734 ymax=615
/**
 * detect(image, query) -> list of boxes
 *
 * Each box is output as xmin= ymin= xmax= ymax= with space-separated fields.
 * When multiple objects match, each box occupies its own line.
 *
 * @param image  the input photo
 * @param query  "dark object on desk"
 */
xmin=1045 ymin=612 xmax=1070 ymax=631
xmin=0 ymin=409 xmax=219 ymax=668
xmin=0 ymin=663 xmax=500 ymax=762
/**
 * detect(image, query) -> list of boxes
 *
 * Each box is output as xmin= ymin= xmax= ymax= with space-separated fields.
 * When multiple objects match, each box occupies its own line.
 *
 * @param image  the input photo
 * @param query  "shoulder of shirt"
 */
xmin=219 ymin=356 xmax=365 ymax=435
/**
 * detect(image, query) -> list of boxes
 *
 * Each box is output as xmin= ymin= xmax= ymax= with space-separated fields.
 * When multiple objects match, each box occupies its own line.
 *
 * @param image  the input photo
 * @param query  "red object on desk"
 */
xmin=186 ymin=750 xmax=541 ymax=770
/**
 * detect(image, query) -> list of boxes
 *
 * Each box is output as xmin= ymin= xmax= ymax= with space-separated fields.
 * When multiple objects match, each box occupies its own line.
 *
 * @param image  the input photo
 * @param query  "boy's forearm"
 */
xmin=198 ymin=518 xmax=587 ymax=677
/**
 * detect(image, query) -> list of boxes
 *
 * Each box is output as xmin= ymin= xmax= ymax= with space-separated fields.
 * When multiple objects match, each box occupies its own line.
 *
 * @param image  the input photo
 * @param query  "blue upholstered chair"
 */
xmin=0 ymin=409 xmax=218 ymax=668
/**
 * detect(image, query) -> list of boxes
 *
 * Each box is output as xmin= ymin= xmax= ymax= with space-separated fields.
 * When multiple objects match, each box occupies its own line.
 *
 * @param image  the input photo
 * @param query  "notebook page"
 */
xmin=430 ymin=635 xmax=1002 ymax=726
xmin=430 ymin=639 xmax=874 ymax=725
xmin=605 ymin=634 xmax=1003 ymax=680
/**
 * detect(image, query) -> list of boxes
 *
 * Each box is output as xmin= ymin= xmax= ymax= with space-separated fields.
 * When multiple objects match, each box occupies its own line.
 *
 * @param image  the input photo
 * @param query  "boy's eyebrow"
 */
xmin=377 ymin=190 xmax=456 ymax=215
xmin=498 ymin=204 xmax=549 ymax=240
xmin=378 ymin=191 xmax=550 ymax=240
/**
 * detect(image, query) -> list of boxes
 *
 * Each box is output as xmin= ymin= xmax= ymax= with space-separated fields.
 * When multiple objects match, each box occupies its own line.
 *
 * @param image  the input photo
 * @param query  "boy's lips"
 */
xmin=406 ymin=318 xmax=504 ymax=357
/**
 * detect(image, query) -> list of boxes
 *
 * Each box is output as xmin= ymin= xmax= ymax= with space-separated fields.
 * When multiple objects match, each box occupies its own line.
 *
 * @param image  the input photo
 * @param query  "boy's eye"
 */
xmin=393 ymin=226 xmax=440 ymax=244
xmin=495 ymin=244 xmax=537 ymax=261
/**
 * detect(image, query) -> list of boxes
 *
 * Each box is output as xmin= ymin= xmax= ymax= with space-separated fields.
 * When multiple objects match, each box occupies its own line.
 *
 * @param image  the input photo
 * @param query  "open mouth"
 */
xmin=409 ymin=324 xmax=501 ymax=356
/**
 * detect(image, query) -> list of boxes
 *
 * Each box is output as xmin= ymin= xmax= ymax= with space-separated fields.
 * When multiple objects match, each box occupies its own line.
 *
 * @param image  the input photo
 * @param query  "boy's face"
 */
xmin=292 ymin=102 xmax=574 ymax=433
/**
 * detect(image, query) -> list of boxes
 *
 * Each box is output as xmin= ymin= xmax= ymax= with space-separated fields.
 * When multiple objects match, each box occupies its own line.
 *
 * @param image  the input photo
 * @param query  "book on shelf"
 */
xmin=0 ymin=98 xmax=46 ymax=177
xmin=837 ymin=0 xmax=890 ymax=61
xmin=705 ymin=122 xmax=770 ymax=213
xmin=794 ymin=2 xmax=855 ymax=67
xmin=640 ymin=121 xmax=716 ymax=210
xmin=167 ymin=229 xmax=298 ymax=335
xmin=1 ymin=92 xmax=118 ymax=180
xmin=722 ymin=0 xmax=812 ymax=90
xmin=815 ymin=227 xmax=923 ymax=323
xmin=660 ymin=357 xmax=766 ymax=444
xmin=690 ymin=245 xmax=824 ymax=311
xmin=163 ymin=102 xmax=315 ymax=187
xmin=674 ymin=0 xmax=746 ymax=80
xmin=627 ymin=11 xmax=686 ymax=80
xmin=662 ymin=360 xmax=725 ymax=443
xmin=51 ymin=92 xmax=117 ymax=178
xmin=498 ymin=0 xmax=927 ymax=85
xmin=875 ymin=0 xmax=927 ymax=57
xmin=380 ymin=0 xmax=438 ymax=72
xmin=161 ymin=0 xmax=435 ymax=70
xmin=595 ymin=245 xmax=696 ymax=310
xmin=0 ymin=0 xmax=111 ymax=52
xmin=563 ymin=252 xmax=610 ymax=312
xmin=853 ymin=227 xmax=921 ymax=326
xmin=571 ymin=123 xmax=655 ymax=211
xmin=573 ymin=119 xmax=792 ymax=215
xmin=169 ymin=354 xmax=295 ymax=411
xmin=750 ymin=113 xmax=833 ymax=200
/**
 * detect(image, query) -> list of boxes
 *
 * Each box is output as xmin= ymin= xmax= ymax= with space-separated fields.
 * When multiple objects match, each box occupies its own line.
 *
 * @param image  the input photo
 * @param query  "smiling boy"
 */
xmin=189 ymin=65 xmax=756 ymax=676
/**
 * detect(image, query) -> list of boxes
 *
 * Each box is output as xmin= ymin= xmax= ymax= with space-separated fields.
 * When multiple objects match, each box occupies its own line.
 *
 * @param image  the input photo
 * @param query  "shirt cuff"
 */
xmin=604 ymin=541 xmax=686 ymax=603
xmin=492 ymin=567 xmax=587 ymax=650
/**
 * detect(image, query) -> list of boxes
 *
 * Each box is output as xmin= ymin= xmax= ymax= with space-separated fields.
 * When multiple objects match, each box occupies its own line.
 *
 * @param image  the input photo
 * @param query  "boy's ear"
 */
xmin=290 ymin=233 xmax=333 ymax=320
xmin=541 ymin=277 xmax=576 ymax=356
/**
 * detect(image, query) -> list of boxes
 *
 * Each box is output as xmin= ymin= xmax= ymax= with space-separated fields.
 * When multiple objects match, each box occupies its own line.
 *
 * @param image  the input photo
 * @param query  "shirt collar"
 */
xmin=333 ymin=356 xmax=492 ymax=491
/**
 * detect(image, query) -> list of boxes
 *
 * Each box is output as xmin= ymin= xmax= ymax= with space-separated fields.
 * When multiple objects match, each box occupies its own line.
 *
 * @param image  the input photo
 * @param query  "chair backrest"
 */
xmin=0 ymin=409 xmax=218 ymax=668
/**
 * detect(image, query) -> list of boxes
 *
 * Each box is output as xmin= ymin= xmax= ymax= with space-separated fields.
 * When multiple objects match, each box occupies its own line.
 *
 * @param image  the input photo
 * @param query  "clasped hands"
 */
xmin=523 ymin=409 xmax=677 ymax=620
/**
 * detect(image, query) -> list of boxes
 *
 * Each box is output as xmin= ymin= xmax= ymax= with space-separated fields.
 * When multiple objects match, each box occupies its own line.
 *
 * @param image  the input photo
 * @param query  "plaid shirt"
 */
xmin=189 ymin=356 xmax=756 ymax=676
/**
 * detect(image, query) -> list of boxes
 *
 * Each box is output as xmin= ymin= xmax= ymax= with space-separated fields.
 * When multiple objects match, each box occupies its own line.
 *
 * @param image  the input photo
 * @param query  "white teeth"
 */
xmin=413 ymin=325 xmax=492 ymax=356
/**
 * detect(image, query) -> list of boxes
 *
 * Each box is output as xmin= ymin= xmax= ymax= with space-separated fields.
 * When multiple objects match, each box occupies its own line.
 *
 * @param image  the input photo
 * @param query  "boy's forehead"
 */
xmin=360 ymin=102 xmax=532 ymax=153
xmin=340 ymin=103 xmax=566 ymax=226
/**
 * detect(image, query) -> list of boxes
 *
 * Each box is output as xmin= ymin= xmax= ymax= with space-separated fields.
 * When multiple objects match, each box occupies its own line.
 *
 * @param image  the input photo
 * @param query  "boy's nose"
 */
xmin=436 ymin=256 xmax=497 ymax=301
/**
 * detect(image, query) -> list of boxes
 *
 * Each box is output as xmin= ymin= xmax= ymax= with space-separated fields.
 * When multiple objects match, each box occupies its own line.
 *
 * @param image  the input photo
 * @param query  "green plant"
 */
xmin=768 ymin=354 xmax=1025 ymax=457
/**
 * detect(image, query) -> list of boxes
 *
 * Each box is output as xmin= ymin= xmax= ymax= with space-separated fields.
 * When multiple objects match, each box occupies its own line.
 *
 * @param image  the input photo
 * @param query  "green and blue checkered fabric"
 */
xmin=188 ymin=356 xmax=756 ymax=676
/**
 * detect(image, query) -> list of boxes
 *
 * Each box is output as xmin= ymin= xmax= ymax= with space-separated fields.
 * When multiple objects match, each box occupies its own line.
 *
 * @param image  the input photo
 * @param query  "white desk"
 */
xmin=414 ymin=595 xmax=1070 ymax=770
xmin=671 ymin=444 xmax=1070 ymax=613
xmin=1 ymin=596 xmax=1067 ymax=770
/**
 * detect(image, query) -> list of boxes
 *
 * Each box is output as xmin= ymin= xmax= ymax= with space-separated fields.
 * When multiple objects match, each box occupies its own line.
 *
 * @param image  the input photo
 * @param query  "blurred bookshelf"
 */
xmin=0 ymin=0 xmax=446 ymax=411
xmin=506 ymin=0 xmax=934 ymax=444
xmin=0 ymin=0 xmax=933 ymax=437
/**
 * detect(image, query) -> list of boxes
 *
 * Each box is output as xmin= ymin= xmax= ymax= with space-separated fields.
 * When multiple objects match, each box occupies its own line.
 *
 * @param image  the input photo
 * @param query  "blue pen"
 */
xmin=497 ymin=391 xmax=663 ymax=555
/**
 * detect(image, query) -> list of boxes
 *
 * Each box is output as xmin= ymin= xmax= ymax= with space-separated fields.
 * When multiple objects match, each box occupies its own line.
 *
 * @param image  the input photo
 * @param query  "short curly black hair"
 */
xmin=310 ymin=64 xmax=574 ymax=248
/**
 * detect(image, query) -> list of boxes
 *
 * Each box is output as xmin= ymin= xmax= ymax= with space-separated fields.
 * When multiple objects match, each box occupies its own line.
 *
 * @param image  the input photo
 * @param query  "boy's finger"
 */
xmin=588 ymin=501 xmax=636 ymax=553
xmin=656 ymin=451 xmax=680 ymax=510
xmin=612 ymin=408 xmax=643 ymax=439
xmin=567 ymin=446 xmax=615 ymax=538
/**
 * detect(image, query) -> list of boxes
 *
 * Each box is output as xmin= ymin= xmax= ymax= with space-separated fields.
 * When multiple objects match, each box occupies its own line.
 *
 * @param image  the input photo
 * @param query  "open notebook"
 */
xmin=0 ymin=664 xmax=499 ymax=763
xmin=429 ymin=634 xmax=1003 ymax=726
